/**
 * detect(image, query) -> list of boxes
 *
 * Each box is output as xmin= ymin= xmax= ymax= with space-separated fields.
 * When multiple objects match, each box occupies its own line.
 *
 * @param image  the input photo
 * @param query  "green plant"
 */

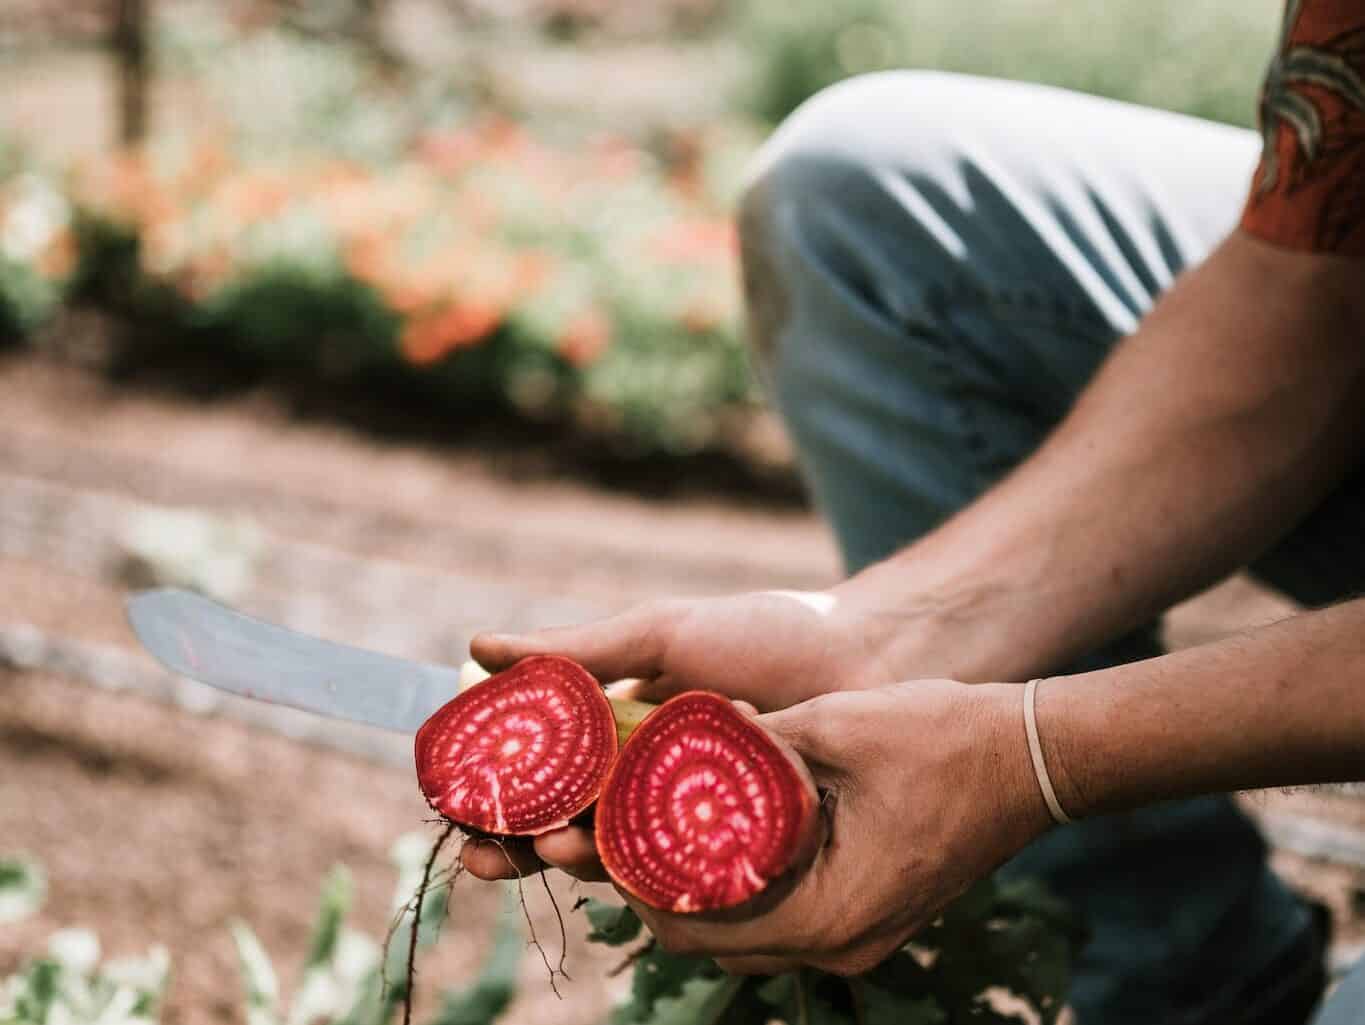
xmin=581 ymin=876 xmax=1084 ymax=1025
xmin=228 ymin=834 xmax=524 ymax=1025
xmin=0 ymin=171 xmax=73 ymax=345
xmin=65 ymin=119 xmax=756 ymax=455
xmin=0 ymin=855 xmax=169 ymax=1025
xmin=0 ymin=857 xmax=45 ymax=926
xmin=734 ymin=0 xmax=913 ymax=125
xmin=735 ymin=0 xmax=1280 ymax=127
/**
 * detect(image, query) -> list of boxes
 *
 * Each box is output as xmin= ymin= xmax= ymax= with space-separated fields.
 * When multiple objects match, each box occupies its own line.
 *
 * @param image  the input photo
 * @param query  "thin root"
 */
xmin=482 ymin=836 xmax=567 ymax=999
xmin=401 ymin=821 xmax=457 ymax=1025
xmin=379 ymin=846 xmax=464 ymax=997
xmin=539 ymin=868 xmax=571 ymax=982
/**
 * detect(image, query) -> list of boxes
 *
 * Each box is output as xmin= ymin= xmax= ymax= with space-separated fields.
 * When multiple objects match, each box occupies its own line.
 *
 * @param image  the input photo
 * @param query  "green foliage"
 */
xmin=0 ymin=856 xmax=45 ymax=925
xmin=425 ymin=892 xmax=522 ymax=1025
xmin=0 ymin=257 xmax=60 ymax=345
xmin=612 ymin=943 xmax=723 ymax=1024
xmin=735 ymin=0 xmax=913 ymax=126
xmin=0 ymin=854 xmax=167 ymax=1024
xmin=736 ymin=0 xmax=1280 ymax=127
xmin=583 ymin=899 xmax=644 ymax=946
xmin=585 ymin=876 xmax=1085 ymax=1025
xmin=191 ymin=261 xmax=401 ymax=376
xmin=226 ymin=834 xmax=478 ymax=1025
xmin=230 ymin=921 xmax=283 ymax=1025
xmin=0 ymin=929 xmax=169 ymax=1025
xmin=0 ymin=170 xmax=72 ymax=345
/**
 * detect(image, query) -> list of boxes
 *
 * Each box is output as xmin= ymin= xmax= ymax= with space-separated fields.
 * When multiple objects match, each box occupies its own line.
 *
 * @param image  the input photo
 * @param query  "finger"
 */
xmin=460 ymin=837 xmax=542 ymax=880
xmin=627 ymin=843 xmax=836 ymax=960
xmin=606 ymin=674 xmax=689 ymax=704
xmin=613 ymin=684 xmax=761 ymax=712
xmin=533 ymin=827 xmax=611 ymax=883
xmin=471 ymin=601 xmax=687 ymax=680
xmin=716 ymin=956 xmax=800 ymax=976
xmin=758 ymin=698 xmax=842 ymax=768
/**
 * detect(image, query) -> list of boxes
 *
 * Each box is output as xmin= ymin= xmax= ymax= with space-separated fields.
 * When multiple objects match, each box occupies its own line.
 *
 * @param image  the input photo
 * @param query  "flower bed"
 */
xmin=0 ymin=168 xmax=75 ymax=346
xmin=66 ymin=122 xmax=758 ymax=455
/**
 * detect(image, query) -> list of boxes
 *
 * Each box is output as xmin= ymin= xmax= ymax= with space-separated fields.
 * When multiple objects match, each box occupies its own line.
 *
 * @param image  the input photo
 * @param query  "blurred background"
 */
xmin=1 ymin=1 xmax=1363 ymax=1023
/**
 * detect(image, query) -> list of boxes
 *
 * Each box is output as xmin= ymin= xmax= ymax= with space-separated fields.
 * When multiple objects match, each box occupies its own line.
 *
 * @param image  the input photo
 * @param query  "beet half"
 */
xmin=597 ymin=691 xmax=820 ymax=915
xmin=415 ymin=655 xmax=618 ymax=836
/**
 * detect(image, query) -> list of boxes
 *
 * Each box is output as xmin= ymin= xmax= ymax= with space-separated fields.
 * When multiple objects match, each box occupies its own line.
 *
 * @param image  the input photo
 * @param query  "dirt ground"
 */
xmin=0 ymin=353 xmax=831 ymax=1025
xmin=1 ymin=353 xmax=1363 ymax=1024
xmin=0 ymin=665 xmax=629 ymax=1025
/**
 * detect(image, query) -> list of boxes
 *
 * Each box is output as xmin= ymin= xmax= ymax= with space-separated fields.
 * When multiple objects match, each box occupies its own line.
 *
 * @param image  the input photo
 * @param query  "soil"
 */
xmin=0 ymin=666 xmax=625 ymax=1025
xmin=0 ymin=353 xmax=832 ymax=1025
xmin=1 ymin=352 xmax=1362 ymax=1024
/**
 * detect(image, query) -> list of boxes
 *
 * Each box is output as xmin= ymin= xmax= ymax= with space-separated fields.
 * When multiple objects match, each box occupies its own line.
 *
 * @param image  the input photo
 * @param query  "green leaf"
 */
xmin=993 ymin=879 xmax=1086 ymax=941
xmin=858 ymin=982 xmax=944 ymax=1025
xmin=631 ymin=975 xmax=743 ymax=1025
xmin=610 ymin=946 xmax=721 ymax=1024
xmin=751 ymin=971 xmax=848 ymax=1025
xmin=333 ymin=967 xmax=396 ymax=1025
xmin=427 ymin=885 xmax=523 ymax=1025
xmin=304 ymin=866 xmax=353 ymax=970
xmin=916 ymin=877 xmax=1082 ymax=1025
xmin=12 ymin=959 xmax=61 ymax=1022
xmin=583 ymin=900 xmax=642 ymax=947
xmin=0 ymin=856 xmax=45 ymax=924
xmin=230 ymin=920 xmax=282 ymax=1025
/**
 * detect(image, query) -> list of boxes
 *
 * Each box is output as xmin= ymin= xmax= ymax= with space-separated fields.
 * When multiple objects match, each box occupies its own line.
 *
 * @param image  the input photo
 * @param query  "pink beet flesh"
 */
xmin=414 ymin=655 xmax=617 ymax=836
xmin=597 ymin=691 xmax=818 ymax=914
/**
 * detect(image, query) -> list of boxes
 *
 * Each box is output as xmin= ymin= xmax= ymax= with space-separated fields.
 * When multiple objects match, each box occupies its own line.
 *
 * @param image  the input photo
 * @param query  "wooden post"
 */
xmin=112 ymin=0 xmax=150 ymax=145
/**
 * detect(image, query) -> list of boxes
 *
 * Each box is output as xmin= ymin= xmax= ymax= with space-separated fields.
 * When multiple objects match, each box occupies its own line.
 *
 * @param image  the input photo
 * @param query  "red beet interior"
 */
xmin=414 ymin=655 xmax=617 ymax=836
xmin=597 ymin=691 xmax=816 ymax=914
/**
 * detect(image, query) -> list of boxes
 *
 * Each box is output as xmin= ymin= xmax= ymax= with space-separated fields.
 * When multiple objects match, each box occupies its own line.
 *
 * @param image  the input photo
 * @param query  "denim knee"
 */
xmin=737 ymin=71 xmax=967 ymax=373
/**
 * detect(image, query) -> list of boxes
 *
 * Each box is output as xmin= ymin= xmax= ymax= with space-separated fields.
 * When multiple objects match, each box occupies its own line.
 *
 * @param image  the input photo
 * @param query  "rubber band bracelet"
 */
xmin=1024 ymin=678 xmax=1073 ymax=826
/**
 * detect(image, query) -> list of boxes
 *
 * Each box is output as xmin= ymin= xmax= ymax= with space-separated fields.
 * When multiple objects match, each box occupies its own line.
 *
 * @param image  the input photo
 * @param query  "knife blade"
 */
xmin=125 ymin=588 xmax=462 ymax=732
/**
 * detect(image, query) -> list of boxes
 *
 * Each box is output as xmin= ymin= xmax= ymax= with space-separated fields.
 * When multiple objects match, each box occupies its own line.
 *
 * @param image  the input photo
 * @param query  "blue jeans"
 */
xmin=738 ymin=71 xmax=1359 ymax=1023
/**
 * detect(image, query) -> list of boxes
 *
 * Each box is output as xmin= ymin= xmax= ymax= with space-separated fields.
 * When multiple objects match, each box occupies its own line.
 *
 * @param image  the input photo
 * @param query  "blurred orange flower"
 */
xmin=400 ymin=299 xmax=504 ymax=365
xmin=680 ymin=299 xmax=722 ymax=334
xmin=650 ymin=218 xmax=736 ymax=264
xmin=37 ymin=229 xmax=77 ymax=280
xmin=557 ymin=308 xmax=612 ymax=366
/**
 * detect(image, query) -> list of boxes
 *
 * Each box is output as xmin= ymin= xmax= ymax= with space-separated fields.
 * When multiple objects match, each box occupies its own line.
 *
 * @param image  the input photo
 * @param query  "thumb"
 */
xmin=470 ymin=600 xmax=687 ymax=682
xmin=757 ymin=696 xmax=842 ymax=769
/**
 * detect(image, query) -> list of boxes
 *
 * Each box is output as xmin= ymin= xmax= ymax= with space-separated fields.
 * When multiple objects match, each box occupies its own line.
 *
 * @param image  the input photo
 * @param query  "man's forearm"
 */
xmin=840 ymin=231 xmax=1365 ymax=682
xmin=1033 ymin=598 xmax=1365 ymax=816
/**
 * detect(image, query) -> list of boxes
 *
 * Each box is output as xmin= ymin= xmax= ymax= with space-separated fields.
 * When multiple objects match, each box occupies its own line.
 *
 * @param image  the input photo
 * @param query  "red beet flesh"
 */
xmin=597 ymin=691 xmax=819 ymax=914
xmin=414 ymin=655 xmax=617 ymax=836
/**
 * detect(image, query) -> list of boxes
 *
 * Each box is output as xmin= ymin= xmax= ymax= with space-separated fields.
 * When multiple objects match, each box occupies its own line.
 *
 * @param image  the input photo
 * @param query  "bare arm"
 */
xmin=584 ymin=599 xmax=1365 ymax=974
xmin=1039 ymin=596 xmax=1365 ymax=816
xmin=844 ymin=231 xmax=1365 ymax=683
xmin=465 ymin=233 xmax=1365 ymax=885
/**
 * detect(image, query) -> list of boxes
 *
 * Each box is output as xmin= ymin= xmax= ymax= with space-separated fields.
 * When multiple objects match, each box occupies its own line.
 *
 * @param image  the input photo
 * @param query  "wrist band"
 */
xmin=1024 ymin=678 xmax=1073 ymax=826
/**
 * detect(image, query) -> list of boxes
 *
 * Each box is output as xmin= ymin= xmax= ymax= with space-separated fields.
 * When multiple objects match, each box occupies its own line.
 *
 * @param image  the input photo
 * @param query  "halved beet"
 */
xmin=415 ymin=655 xmax=617 ymax=836
xmin=597 ymin=691 xmax=820 ymax=915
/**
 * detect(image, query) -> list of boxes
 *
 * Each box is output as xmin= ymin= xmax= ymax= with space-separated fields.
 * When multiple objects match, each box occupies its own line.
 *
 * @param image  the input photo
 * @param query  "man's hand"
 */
xmin=466 ymin=680 xmax=1051 ymax=975
xmin=471 ymin=589 xmax=903 ymax=713
xmin=463 ymin=589 xmax=910 ymax=883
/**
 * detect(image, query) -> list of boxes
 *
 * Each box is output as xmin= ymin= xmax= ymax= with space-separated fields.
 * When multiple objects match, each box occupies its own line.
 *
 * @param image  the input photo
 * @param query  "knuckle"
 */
xmin=777 ymin=701 xmax=841 ymax=761
xmin=637 ymin=598 xmax=689 ymax=646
